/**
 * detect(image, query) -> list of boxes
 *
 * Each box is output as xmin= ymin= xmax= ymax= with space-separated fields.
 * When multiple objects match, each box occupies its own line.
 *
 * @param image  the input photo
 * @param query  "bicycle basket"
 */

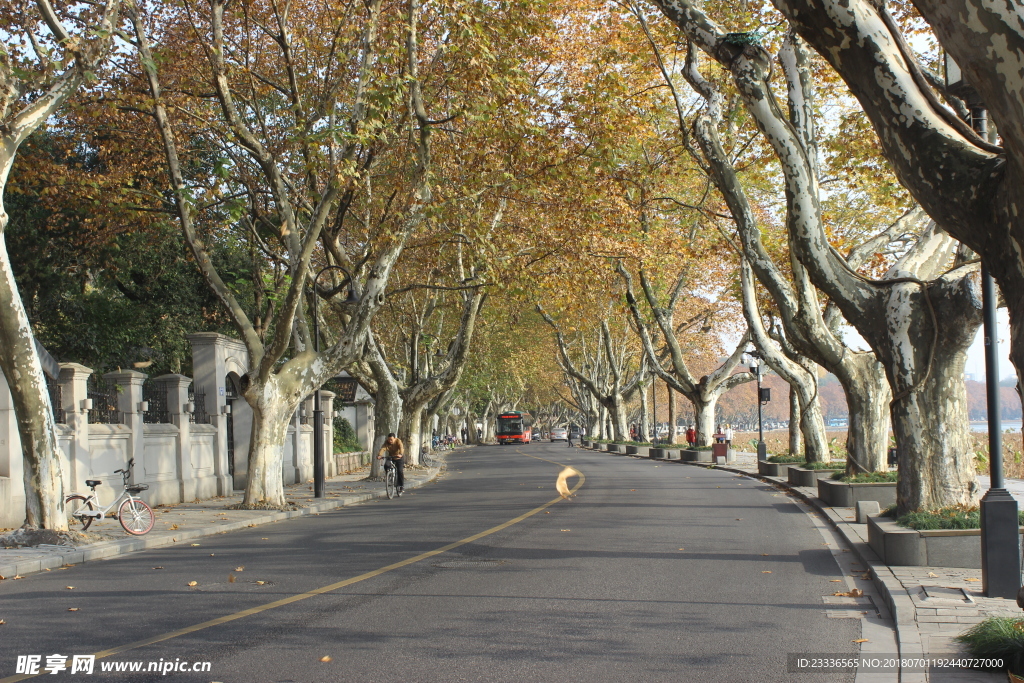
xmin=126 ymin=484 xmax=149 ymax=493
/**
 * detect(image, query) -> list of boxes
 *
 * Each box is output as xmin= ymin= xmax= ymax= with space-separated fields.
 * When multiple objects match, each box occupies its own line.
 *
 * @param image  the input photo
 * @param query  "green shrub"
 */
xmin=880 ymin=504 xmax=897 ymax=517
xmin=831 ymin=471 xmax=899 ymax=483
xmin=333 ymin=416 xmax=362 ymax=453
xmin=767 ymin=454 xmax=804 ymax=463
xmin=693 ymin=444 xmax=715 ymax=451
xmin=956 ymin=617 xmax=1024 ymax=675
xmin=896 ymin=505 xmax=1024 ymax=530
xmin=803 ymin=460 xmax=844 ymax=470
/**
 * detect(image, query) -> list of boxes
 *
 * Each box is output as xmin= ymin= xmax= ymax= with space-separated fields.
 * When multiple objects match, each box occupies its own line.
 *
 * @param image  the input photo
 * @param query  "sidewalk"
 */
xmin=0 ymin=454 xmax=446 ymax=580
xmin=597 ymin=445 xmax=1021 ymax=682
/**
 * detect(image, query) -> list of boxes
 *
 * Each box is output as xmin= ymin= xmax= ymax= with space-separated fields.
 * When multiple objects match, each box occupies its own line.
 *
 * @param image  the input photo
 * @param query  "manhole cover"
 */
xmin=432 ymin=560 xmax=504 ymax=569
xmin=919 ymin=586 xmax=974 ymax=604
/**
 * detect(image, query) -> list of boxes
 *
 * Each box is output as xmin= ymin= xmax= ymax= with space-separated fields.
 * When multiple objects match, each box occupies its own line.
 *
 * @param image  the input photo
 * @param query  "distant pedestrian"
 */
xmin=724 ymin=424 xmax=734 ymax=446
xmin=686 ymin=425 xmax=696 ymax=447
xmin=461 ymin=427 xmax=467 ymax=443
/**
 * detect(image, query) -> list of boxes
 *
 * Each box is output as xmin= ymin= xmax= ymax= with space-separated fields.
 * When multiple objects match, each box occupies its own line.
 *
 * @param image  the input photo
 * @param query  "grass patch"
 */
xmin=767 ymin=454 xmax=805 ymax=463
xmin=803 ymin=461 xmax=844 ymax=470
xmin=956 ymin=617 xmax=1024 ymax=675
xmin=895 ymin=505 xmax=1024 ymax=530
xmin=831 ymin=471 xmax=899 ymax=483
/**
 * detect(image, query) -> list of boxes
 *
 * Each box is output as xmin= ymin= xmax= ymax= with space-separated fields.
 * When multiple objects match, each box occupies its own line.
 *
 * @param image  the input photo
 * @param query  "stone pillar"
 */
xmin=59 ymin=363 xmax=93 ymax=492
xmin=154 ymin=374 xmax=197 ymax=500
xmin=188 ymin=333 xmax=251 ymax=494
xmin=103 ymin=370 xmax=147 ymax=482
xmin=320 ymin=390 xmax=336 ymax=477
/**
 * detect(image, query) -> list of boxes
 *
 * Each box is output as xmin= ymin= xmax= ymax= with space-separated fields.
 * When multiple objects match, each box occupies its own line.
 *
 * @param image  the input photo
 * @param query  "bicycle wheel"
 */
xmin=385 ymin=466 xmax=396 ymax=499
xmin=118 ymin=497 xmax=154 ymax=535
xmin=65 ymin=495 xmax=95 ymax=531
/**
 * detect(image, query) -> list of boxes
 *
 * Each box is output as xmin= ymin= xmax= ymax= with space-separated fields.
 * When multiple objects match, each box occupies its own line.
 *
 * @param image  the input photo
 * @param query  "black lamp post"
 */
xmin=744 ymin=349 xmax=769 ymax=460
xmin=945 ymin=54 xmax=1021 ymax=599
xmin=311 ymin=265 xmax=357 ymax=499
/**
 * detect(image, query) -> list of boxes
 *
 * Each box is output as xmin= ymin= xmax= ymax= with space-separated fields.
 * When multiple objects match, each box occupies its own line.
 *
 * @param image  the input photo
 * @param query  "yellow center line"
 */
xmin=1 ymin=450 xmax=584 ymax=683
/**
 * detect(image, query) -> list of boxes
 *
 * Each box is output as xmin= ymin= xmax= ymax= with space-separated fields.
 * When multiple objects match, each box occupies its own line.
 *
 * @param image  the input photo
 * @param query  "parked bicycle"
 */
xmin=65 ymin=458 xmax=155 ymax=535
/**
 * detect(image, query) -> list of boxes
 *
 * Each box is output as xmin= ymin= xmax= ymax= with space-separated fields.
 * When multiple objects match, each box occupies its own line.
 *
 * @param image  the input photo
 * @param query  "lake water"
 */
xmin=970 ymin=421 xmax=1022 ymax=433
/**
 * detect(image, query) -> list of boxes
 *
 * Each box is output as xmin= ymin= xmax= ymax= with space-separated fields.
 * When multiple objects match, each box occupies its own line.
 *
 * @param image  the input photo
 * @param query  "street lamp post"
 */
xmin=944 ymin=54 xmax=1021 ymax=599
xmin=744 ymin=349 xmax=768 ymax=461
xmin=311 ymin=265 xmax=357 ymax=499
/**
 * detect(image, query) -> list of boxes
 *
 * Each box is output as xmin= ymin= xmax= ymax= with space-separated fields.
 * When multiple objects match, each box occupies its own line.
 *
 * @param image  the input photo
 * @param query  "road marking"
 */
xmin=1 ymin=452 xmax=584 ymax=683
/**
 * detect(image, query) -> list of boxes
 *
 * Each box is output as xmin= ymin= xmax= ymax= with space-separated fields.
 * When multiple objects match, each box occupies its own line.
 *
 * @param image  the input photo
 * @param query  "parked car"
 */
xmin=531 ymin=432 xmax=541 ymax=441
xmin=550 ymin=427 xmax=568 ymax=441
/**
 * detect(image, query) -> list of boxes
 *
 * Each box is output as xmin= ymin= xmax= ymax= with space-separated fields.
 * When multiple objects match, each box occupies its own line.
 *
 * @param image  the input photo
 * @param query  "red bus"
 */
xmin=496 ymin=411 xmax=533 ymax=444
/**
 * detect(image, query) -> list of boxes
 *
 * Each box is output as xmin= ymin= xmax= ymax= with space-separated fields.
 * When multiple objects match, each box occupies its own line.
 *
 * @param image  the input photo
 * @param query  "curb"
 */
xmin=0 ymin=465 xmax=442 ymax=579
xmin=583 ymin=445 xmax=925 ymax=675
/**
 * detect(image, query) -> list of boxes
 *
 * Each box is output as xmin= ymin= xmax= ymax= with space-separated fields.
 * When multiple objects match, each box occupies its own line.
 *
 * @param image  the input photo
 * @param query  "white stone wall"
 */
xmin=0 ymin=332 xmax=373 ymax=527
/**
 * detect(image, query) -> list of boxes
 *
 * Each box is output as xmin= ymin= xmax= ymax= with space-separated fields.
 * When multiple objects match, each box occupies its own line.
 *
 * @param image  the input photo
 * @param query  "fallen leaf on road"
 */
xmin=228 ymin=575 xmax=235 ymax=583
xmin=256 ymin=581 xmax=266 ymax=585
xmin=65 ymin=586 xmax=74 ymax=590
xmin=965 ymin=578 xmax=980 ymax=582
xmin=560 ymin=529 xmax=571 ymax=532
xmin=630 ymin=489 xmax=636 ymax=492
xmin=928 ymin=572 xmax=938 ymax=578
xmin=261 ymin=538 xmax=268 ymax=540
xmin=736 ymin=519 xmax=742 ymax=521
xmin=762 ymin=554 xmax=769 ymax=556
xmin=830 ymin=580 xmax=842 ymax=583
xmin=853 ymin=639 xmax=869 ymax=643
xmin=209 ymin=554 xmax=215 ymax=557
xmin=191 ymin=543 xmax=200 ymax=546
xmin=320 ymin=656 xmax=332 ymax=663
xmin=544 ymin=511 xmax=550 ymax=514
xmin=153 ymin=567 xmax=164 ymax=570
xmin=13 ymin=575 xmax=22 ymax=580
xmin=555 ymin=467 xmax=580 ymax=499
xmin=235 ymin=567 xmax=244 ymax=572
xmin=170 ymin=524 xmax=179 ymax=530
xmin=67 ymin=608 xmax=79 ymax=612
xmin=762 ymin=571 xmax=772 ymax=574
xmin=0 ymin=619 xmax=5 ymax=624
xmin=188 ymin=581 xmax=198 ymax=587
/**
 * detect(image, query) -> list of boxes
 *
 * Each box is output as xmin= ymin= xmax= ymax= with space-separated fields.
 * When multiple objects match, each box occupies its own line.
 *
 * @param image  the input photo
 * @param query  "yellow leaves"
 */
xmin=234 ymin=566 xmax=244 ymax=572
xmin=853 ymin=639 xmax=869 ymax=644
xmin=65 ymin=586 xmax=75 ymax=590
xmin=67 ymin=608 xmax=79 ymax=612
xmin=187 ymin=581 xmax=198 ymax=587
xmin=319 ymin=656 xmax=332 ymax=663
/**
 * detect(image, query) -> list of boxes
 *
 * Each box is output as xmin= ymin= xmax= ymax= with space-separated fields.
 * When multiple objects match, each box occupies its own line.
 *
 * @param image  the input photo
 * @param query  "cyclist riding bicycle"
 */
xmin=376 ymin=433 xmax=405 ymax=496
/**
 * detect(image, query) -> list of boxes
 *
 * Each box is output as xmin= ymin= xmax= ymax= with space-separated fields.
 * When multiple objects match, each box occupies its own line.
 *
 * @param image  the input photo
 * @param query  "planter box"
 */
xmin=581 ymin=440 xmax=591 ymax=448
xmin=625 ymin=445 xmax=640 ymax=455
xmin=817 ymin=478 xmax=897 ymax=509
xmin=606 ymin=443 xmax=621 ymax=453
xmin=757 ymin=460 xmax=797 ymax=477
xmin=681 ymin=448 xmax=734 ymax=463
xmin=867 ymin=516 xmax=1024 ymax=568
xmin=596 ymin=443 xmax=608 ymax=451
xmin=788 ymin=466 xmax=842 ymax=488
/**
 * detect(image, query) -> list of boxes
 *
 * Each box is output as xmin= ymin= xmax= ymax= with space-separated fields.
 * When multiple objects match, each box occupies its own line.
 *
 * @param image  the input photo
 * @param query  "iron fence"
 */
xmin=142 ymin=380 xmax=171 ymax=424
xmin=87 ymin=377 xmax=120 ymax=424
xmin=45 ymin=376 xmax=65 ymax=424
xmin=188 ymin=384 xmax=210 ymax=424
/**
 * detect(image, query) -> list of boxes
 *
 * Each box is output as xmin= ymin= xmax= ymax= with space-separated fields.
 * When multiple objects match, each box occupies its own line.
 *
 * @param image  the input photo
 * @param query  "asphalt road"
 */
xmin=0 ymin=444 xmax=866 ymax=682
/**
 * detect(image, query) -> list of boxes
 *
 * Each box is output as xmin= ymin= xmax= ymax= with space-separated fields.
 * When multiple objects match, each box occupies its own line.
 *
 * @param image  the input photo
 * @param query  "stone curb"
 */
xmin=584 ymin=444 xmax=927 ymax=677
xmin=0 ymin=465 xmax=441 ymax=580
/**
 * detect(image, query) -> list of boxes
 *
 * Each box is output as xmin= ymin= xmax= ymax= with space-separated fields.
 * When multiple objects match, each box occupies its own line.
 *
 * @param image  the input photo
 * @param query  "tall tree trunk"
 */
xmin=838 ymin=356 xmax=892 ymax=473
xmin=694 ymin=399 xmax=717 ymax=447
xmin=666 ymin=385 xmax=676 ymax=444
xmin=788 ymin=388 xmax=802 ymax=457
xmin=639 ymin=381 xmax=650 ymax=442
xmin=399 ymin=404 xmax=425 ymax=466
xmin=241 ymin=393 xmax=297 ymax=508
xmin=0 ymin=232 xmax=66 ymax=530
